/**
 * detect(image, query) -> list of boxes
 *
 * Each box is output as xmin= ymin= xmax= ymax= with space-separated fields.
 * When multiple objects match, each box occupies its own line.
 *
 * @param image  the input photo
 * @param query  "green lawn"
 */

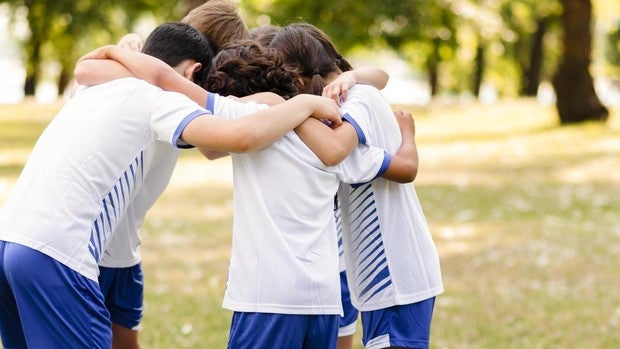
xmin=1 ymin=98 xmax=619 ymax=348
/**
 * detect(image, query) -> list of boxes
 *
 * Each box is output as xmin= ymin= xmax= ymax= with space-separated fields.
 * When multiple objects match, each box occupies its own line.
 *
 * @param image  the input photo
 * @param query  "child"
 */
xmin=270 ymin=23 xmax=444 ymax=349
xmin=0 ymin=22 xmax=341 ymax=349
xmin=98 ymin=2 xmax=253 ymax=348
xmin=201 ymin=40 xmax=418 ymax=349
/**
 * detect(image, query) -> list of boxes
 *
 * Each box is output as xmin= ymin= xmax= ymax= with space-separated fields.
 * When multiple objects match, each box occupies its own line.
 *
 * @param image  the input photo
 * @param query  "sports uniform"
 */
xmin=337 ymin=85 xmax=443 ymax=349
xmin=335 ymin=197 xmax=359 ymax=338
xmin=98 ymin=141 xmax=181 ymax=330
xmin=206 ymin=93 xmax=390 ymax=348
xmin=0 ymin=77 xmax=208 ymax=348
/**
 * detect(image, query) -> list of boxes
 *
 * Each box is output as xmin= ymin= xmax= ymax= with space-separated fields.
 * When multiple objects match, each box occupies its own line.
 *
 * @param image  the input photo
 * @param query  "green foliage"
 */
xmin=3 ymin=0 xmax=185 ymax=94
xmin=605 ymin=22 xmax=620 ymax=67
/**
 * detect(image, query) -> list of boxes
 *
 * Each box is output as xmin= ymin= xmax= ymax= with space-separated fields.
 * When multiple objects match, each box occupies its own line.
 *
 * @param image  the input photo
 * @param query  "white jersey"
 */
xmin=337 ymin=85 xmax=443 ymax=311
xmin=207 ymin=94 xmax=390 ymax=315
xmin=0 ymin=78 xmax=207 ymax=281
xmin=98 ymin=142 xmax=180 ymax=268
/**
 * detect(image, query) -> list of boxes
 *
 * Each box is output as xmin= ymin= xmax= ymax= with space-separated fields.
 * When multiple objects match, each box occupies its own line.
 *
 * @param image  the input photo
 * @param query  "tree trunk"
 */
xmin=23 ymin=37 xmax=41 ymax=96
xmin=57 ymin=65 xmax=72 ymax=96
xmin=521 ymin=17 xmax=547 ymax=96
xmin=426 ymin=39 xmax=441 ymax=96
xmin=552 ymin=0 xmax=608 ymax=124
xmin=473 ymin=43 xmax=484 ymax=97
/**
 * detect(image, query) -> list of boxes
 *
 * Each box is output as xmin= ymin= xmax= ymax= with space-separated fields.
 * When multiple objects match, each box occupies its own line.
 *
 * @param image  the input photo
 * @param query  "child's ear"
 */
xmin=185 ymin=62 xmax=202 ymax=81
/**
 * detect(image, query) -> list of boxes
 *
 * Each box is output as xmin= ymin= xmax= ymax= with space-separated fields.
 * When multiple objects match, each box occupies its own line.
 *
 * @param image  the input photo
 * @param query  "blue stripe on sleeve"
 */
xmin=172 ymin=109 xmax=210 ymax=149
xmin=374 ymin=151 xmax=391 ymax=178
xmin=350 ymin=151 xmax=391 ymax=188
xmin=342 ymin=112 xmax=366 ymax=144
xmin=206 ymin=92 xmax=216 ymax=113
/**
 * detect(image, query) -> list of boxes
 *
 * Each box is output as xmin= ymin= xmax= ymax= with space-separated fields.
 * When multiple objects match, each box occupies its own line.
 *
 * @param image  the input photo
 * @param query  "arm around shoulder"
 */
xmin=381 ymin=110 xmax=418 ymax=183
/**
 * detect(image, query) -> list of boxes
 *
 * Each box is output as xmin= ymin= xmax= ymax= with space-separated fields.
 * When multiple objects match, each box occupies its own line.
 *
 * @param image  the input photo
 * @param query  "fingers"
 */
xmin=393 ymin=109 xmax=415 ymax=135
xmin=322 ymin=83 xmax=342 ymax=105
xmin=118 ymin=33 xmax=143 ymax=52
xmin=318 ymin=97 xmax=342 ymax=127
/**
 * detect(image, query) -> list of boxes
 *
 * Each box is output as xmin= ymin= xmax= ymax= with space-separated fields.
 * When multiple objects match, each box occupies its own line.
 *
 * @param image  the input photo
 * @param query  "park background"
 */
xmin=0 ymin=0 xmax=619 ymax=347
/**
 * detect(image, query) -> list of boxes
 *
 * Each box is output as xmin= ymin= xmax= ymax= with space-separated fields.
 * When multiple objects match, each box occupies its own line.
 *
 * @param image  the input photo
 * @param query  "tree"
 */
xmin=2 ymin=0 xmax=181 ymax=96
xmin=552 ymin=0 xmax=608 ymax=123
xmin=499 ymin=0 xmax=562 ymax=97
xmin=243 ymin=0 xmax=458 ymax=96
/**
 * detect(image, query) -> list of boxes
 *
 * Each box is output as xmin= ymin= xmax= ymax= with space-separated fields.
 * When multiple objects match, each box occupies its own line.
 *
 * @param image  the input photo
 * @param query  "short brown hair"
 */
xmin=181 ymin=0 xmax=250 ymax=53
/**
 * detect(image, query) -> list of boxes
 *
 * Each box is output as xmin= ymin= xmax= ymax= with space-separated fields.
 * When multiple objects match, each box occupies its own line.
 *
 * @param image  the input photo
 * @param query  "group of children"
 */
xmin=0 ymin=1 xmax=443 ymax=348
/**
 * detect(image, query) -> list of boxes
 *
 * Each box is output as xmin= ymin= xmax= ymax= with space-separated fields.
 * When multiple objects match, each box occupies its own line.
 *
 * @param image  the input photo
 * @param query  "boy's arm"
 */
xmin=76 ymin=45 xmax=208 ymax=107
xmin=197 ymin=147 xmax=229 ymax=160
xmin=74 ymin=59 xmax=136 ymax=85
xmin=73 ymin=34 xmax=143 ymax=86
xmin=381 ymin=110 xmax=418 ymax=183
xmin=322 ymin=67 xmax=389 ymax=104
xmin=181 ymin=94 xmax=342 ymax=153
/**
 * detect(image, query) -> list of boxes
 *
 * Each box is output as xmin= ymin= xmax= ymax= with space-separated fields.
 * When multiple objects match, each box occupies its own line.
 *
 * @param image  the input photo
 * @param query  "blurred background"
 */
xmin=0 ymin=0 xmax=618 ymax=121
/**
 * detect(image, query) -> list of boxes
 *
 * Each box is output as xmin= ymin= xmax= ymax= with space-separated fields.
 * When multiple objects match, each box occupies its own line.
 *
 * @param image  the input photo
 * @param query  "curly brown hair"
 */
xmin=205 ymin=40 xmax=299 ymax=99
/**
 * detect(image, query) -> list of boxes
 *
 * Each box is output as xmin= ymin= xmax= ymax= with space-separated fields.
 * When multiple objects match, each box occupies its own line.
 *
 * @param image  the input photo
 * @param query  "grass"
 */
xmin=1 ymin=98 xmax=619 ymax=348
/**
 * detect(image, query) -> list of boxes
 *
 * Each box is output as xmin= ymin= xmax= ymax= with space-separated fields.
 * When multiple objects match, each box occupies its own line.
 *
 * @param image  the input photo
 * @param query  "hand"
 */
xmin=322 ymin=71 xmax=356 ymax=105
xmin=118 ymin=33 xmax=143 ymax=52
xmin=77 ymin=45 xmax=116 ymax=63
xmin=303 ymin=95 xmax=342 ymax=127
xmin=394 ymin=109 xmax=415 ymax=137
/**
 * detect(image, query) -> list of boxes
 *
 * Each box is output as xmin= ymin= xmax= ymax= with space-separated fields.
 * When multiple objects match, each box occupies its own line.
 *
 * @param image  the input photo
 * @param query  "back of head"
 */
xmin=289 ymin=23 xmax=353 ymax=72
xmin=181 ymin=0 xmax=250 ymax=53
xmin=269 ymin=24 xmax=341 ymax=96
xmin=249 ymin=24 xmax=281 ymax=46
xmin=205 ymin=40 xmax=298 ymax=99
xmin=142 ymin=22 xmax=214 ymax=86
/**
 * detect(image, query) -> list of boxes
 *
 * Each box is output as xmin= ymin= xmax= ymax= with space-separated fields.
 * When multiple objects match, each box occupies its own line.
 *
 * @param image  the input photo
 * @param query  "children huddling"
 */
xmin=0 ymin=1 xmax=442 ymax=348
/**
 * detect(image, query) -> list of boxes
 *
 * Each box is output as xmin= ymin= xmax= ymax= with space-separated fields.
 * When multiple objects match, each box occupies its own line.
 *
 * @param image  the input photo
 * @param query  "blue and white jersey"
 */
xmin=99 ymin=142 xmax=180 ymax=268
xmin=0 ymin=77 xmax=207 ymax=281
xmin=207 ymin=93 xmax=390 ymax=315
xmin=337 ymin=85 xmax=443 ymax=311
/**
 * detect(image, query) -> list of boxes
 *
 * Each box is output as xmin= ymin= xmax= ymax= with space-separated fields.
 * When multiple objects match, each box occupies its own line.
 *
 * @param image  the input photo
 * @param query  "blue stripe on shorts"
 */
xmin=339 ymin=271 xmax=359 ymax=336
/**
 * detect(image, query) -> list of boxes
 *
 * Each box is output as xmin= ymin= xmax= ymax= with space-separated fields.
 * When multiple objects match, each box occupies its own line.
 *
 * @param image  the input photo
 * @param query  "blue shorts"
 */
xmin=361 ymin=297 xmax=436 ymax=349
xmin=98 ymin=263 xmax=144 ymax=330
xmin=339 ymin=271 xmax=359 ymax=337
xmin=228 ymin=312 xmax=339 ymax=349
xmin=0 ymin=241 xmax=112 ymax=349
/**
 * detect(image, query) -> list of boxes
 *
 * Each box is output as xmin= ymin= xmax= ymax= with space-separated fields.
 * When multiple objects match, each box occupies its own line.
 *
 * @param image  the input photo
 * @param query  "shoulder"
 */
xmin=348 ymin=84 xmax=382 ymax=99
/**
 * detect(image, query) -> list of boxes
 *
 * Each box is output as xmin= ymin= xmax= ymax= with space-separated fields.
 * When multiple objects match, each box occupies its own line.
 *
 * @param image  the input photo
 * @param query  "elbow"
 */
xmin=322 ymin=146 xmax=348 ymax=167
xmin=394 ymin=163 xmax=418 ymax=183
xmin=402 ymin=162 xmax=418 ymax=183
xmin=404 ymin=166 xmax=418 ymax=183
xmin=232 ymin=128 xmax=261 ymax=153
xmin=73 ymin=62 xmax=88 ymax=86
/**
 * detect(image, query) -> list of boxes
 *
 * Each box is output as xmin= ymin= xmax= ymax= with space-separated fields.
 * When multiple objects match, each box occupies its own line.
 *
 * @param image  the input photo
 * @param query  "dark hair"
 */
xmin=249 ymin=24 xmax=281 ymax=46
xmin=205 ymin=40 xmax=298 ymax=99
xmin=142 ymin=22 xmax=214 ymax=86
xmin=288 ymin=23 xmax=352 ymax=72
xmin=269 ymin=23 xmax=344 ymax=95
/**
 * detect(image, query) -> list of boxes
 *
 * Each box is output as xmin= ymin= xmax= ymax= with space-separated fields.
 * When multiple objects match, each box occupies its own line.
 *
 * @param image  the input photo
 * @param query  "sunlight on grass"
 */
xmin=1 ymin=99 xmax=619 ymax=348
